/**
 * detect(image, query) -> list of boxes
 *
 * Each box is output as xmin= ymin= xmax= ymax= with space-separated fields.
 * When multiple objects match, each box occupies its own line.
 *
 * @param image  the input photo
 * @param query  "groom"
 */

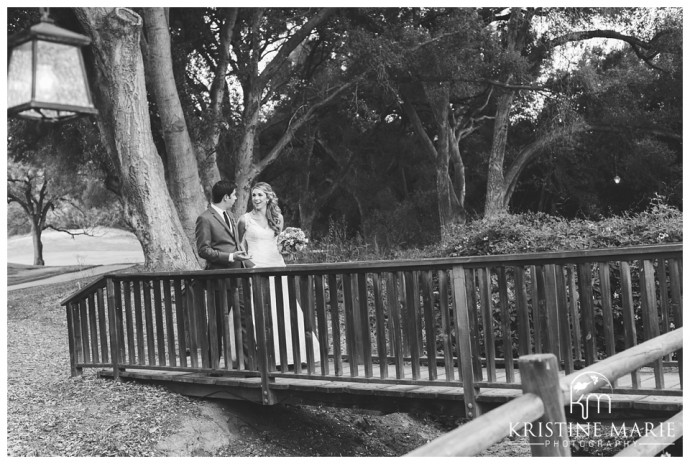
xmin=196 ymin=180 xmax=252 ymax=269
xmin=195 ymin=180 xmax=253 ymax=369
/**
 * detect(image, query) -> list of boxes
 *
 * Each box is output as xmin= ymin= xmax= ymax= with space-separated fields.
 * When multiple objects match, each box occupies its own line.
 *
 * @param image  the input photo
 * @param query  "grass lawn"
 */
xmin=7 ymin=263 xmax=100 ymax=286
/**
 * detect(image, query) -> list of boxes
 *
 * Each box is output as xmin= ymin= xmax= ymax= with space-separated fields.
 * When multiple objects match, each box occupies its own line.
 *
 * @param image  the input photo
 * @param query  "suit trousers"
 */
xmin=184 ymin=277 xmax=251 ymax=370
xmin=200 ymin=278 xmax=253 ymax=370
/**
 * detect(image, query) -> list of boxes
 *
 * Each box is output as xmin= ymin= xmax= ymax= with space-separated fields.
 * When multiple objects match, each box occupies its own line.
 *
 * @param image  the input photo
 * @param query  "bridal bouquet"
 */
xmin=277 ymin=227 xmax=309 ymax=256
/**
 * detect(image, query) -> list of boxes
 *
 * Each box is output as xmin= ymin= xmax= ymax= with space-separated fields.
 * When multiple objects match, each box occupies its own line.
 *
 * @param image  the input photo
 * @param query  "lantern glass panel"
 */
xmin=36 ymin=41 xmax=91 ymax=107
xmin=7 ymin=41 xmax=33 ymax=108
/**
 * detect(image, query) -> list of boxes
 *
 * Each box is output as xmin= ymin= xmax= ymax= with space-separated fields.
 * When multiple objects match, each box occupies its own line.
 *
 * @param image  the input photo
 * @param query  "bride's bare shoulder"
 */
xmin=238 ymin=213 xmax=253 ymax=231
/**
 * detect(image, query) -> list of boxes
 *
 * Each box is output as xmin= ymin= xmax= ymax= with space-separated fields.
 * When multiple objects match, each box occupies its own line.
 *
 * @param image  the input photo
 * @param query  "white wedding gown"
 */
xmin=242 ymin=213 xmax=320 ymax=367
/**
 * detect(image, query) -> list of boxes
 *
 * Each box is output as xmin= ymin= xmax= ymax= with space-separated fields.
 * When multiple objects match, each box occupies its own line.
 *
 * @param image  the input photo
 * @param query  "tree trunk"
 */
xmin=232 ymin=89 xmax=262 ymax=218
xmin=297 ymin=128 xmax=317 ymax=236
xmin=194 ymin=138 xmax=222 ymax=201
xmin=229 ymin=8 xmax=337 ymax=219
xmin=298 ymin=203 xmax=318 ymax=238
xmin=484 ymin=91 xmax=515 ymax=219
xmin=435 ymin=148 xmax=464 ymax=232
xmin=449 ymin=132 xmax=467 ymax=222
xmin=142 ymin=8 xmax=207 ymax=251
xmin=30 ymin=220 xmax=44 ymax=266
xmin=484 ymin=8 xmax=531 ymax=219
xmin=194 ymin=8 xmax=238 ymax=199
xmin=75 ymin=7 xmax=199 ymax=270
xmin=403 ymin=84 xmax=465 ymax=233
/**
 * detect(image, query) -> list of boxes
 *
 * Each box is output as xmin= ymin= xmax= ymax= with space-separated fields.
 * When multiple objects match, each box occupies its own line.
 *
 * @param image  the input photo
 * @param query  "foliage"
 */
xmin=6 ymin=7 xmax=683 ymax=265
xmin=362 ymin=189 xmax=440 ymax=251
xmin=300 ymin=217 xmax=389 ymax=263
xmin=442 ymin=195 xmax=682 ymax=258
xmin=6 ymin=158 xmax=126 ymax=239
xmin=7 ymin=110 xmax=125 ymax=243
xmin=296 ymin=195 xmax=682 ymax=266
xmin=7 ymin=202 xmax=30 ymax=236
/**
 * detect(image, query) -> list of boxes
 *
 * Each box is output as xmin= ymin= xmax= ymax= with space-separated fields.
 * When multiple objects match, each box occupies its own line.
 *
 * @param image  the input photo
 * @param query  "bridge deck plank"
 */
xmin=98 ymin=365 xmax=681 ymax=415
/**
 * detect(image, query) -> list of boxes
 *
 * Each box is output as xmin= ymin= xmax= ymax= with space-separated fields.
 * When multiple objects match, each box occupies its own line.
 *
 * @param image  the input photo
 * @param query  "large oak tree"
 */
xmin=75 ymin=7 xmax=198 ymax=270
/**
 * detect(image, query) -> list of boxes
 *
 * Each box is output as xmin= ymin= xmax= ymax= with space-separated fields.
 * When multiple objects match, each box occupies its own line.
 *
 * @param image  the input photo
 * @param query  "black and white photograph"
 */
xmin=4 ymin=3 xmax=684 ymax=458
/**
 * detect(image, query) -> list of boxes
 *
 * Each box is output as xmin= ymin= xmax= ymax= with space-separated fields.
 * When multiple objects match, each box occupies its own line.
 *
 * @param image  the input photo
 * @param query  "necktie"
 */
xmin=223 ymin=212 xmax=231 ymax=229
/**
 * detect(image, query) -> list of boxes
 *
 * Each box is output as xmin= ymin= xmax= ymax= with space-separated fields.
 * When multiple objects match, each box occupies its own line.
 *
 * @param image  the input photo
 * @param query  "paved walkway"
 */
xmin=7 ymin=263 xmax=136 ymax=292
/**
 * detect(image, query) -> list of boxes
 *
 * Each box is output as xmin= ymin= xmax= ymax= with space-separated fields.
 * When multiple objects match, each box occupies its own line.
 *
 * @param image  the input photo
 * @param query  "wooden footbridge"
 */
xmin=62 ymin=244 xmax=682 ymax=421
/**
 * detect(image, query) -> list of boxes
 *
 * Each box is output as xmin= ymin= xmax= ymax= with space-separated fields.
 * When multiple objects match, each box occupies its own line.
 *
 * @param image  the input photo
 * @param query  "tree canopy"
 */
xmin=7 ymin=7 xmax=682 ymax=268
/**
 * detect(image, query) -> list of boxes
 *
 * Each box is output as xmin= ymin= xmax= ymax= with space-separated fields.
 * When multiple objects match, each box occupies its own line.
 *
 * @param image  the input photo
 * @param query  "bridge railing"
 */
xmin=405 ymin=328 xmax=683 ymax=457
xmin=62 ymin=243 xmax=682 ymax=416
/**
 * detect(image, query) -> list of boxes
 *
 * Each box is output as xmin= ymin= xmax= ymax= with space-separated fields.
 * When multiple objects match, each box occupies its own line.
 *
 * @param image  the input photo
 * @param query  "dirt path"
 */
xmin=7 ymin=264 xmax=136 ymax=291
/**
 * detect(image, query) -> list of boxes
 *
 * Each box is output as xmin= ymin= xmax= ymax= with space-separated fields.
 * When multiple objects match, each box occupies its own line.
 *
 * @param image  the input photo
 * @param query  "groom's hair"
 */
xmin=211 ymin=180 xmax=236 ymax=204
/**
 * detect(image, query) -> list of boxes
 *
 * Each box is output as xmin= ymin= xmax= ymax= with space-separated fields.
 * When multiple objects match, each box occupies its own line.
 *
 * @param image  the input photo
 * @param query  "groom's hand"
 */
xmin=233 ymin=251 xmax=255 ymax=268
xmin=233 ymin=251 xmax=252 ymax=261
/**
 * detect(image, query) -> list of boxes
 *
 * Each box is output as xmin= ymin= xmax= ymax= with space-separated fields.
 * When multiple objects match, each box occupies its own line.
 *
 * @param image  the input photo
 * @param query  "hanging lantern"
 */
xmin=7 ymin=8 xmax=97 ymax=122
xmin=613 ymin=175 xmax=621 ymax=184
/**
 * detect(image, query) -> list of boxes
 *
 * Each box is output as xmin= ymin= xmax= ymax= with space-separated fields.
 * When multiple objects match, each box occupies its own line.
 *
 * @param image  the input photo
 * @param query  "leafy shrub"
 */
xmin=441 ymin=194 xmax=682 ymax=258
xmin=295 ymin=197 xmax=681 ymax=365
xmin=298 ymin=196 xmax=681 ymax=265
xmin=298 ymin=217 xmax=392 ymax=264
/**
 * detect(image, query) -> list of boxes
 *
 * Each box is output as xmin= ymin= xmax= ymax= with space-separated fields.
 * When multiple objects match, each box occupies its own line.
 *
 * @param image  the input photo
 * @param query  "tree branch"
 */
xmin=256 ymin=81 xmax=355 ymax=172
xmin=257 ymin=8 xmax=334 ymax=89
xmin=502 ymin=120 xmax=682 ymax=207
xmin=545 ymin=29 xmax=674 ymax=73
xmin=209 ymin=8 xmax=238 ymax=120
xmin=44 ymin=225 xmax=96 ymax=237
xmin=480 ymin=78 xmax=549 ymax=92
xmin=314 ymin=133 xmax=355 ymax=208
xmin=400 ymin=94 xmax=438 ymax=162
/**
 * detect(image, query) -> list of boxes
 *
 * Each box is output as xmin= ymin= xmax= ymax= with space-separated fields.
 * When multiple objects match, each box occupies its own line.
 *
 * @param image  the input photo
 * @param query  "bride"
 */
xmin=237 ymin=182 xmax=320 ymax=368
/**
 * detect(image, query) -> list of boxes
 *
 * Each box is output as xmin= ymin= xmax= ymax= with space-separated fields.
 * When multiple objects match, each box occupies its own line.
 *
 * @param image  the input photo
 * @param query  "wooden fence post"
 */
xmin=65 ymin=302 xmax=82 ymax=377
xmin=451 ymin=265 xmax=480 ymax=419
xmin=518 ymin=353 xmax=570 ymax=456
xmin=251 ymin=275 xmax=277 ymax=405
xmin=106 ymin=278 xmax=121 ymax=381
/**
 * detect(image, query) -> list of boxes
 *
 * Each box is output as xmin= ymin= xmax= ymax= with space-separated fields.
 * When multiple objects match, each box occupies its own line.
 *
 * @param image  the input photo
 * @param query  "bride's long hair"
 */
xmin=251 ymin=182 xmax=282 ymax=236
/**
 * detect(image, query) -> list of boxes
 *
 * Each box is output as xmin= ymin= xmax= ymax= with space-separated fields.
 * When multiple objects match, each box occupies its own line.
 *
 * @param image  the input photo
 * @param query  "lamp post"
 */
xmin=7 ymin=8 xmax=97 ymax=122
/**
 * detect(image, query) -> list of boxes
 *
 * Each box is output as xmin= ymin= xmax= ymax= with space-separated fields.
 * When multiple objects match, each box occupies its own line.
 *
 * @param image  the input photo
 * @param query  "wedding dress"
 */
xmin=242 ymin=213 xmax=320 ymax=367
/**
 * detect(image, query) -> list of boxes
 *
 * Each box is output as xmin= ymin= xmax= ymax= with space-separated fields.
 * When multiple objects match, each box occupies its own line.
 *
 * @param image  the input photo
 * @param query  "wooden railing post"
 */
xmin=251 ymin=275 xmax=277 ymax=405
xmin=65 ymin=302 xmax=82 ymax=377
xmin=451 ymin=265 xmax=480 ymax=419
xmin=518 ymin=353 xmax=570 ymax=457
xmin=106 ymin=278 xmax=122 ymax=381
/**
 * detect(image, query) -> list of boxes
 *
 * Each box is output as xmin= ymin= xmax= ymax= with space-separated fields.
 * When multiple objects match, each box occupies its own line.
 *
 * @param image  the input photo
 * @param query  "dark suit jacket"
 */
xmin=195 ymin=206 xmax=243 ymax=270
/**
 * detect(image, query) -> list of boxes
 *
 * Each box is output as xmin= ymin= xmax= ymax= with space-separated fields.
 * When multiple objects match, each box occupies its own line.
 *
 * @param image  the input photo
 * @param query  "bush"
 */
xmin=295 ymin=197 xmax=682 ymax=362
xmin=298 ymin=196 xmax=681 ymax=264
xmin=298 ymin=217 xmax=388 ymax=264
xmin=440 ymin=194 xmax=682 ymax=258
